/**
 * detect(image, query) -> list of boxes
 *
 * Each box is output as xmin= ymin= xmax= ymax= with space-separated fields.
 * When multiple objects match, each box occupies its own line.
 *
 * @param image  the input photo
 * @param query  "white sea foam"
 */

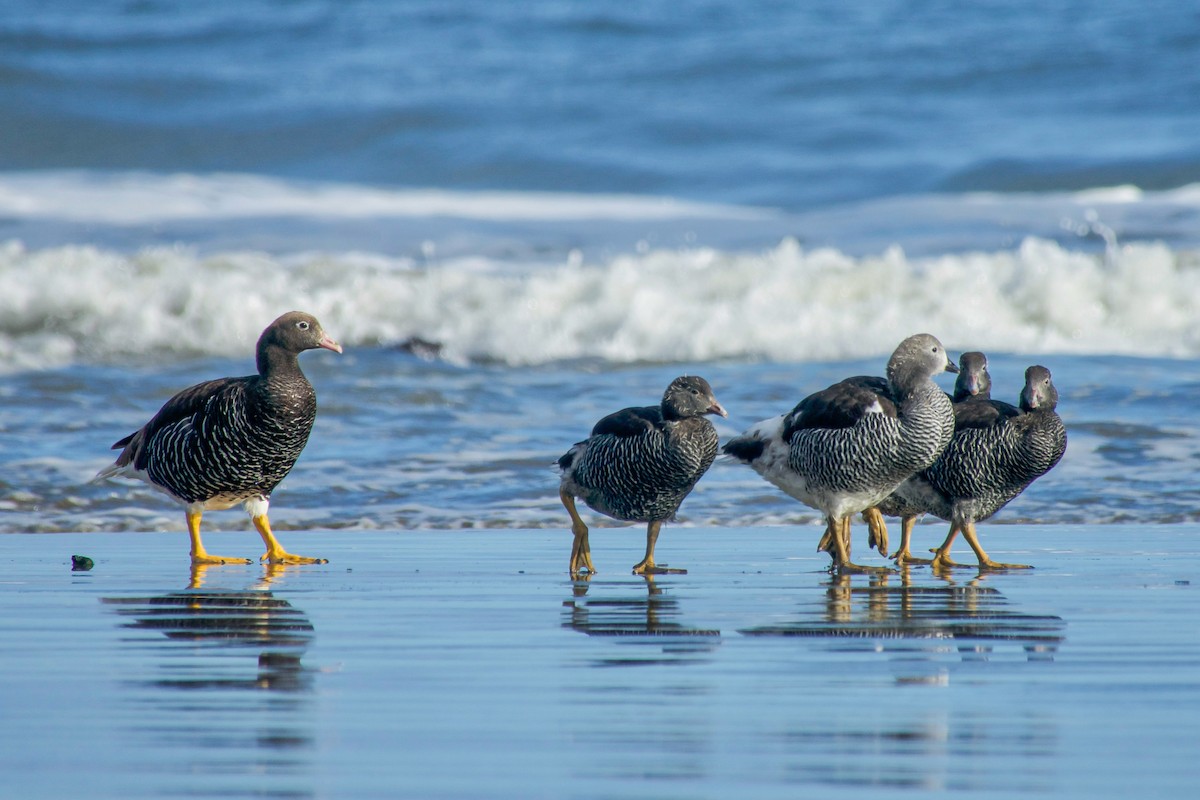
xmin=3 ymin=233 xmax=1199 ymax=371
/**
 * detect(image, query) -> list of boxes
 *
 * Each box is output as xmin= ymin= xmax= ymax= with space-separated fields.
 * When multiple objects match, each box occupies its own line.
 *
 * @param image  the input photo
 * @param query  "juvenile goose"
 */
xmin=876 ymin=351 xmax=1021 ymax=564
xmin=558 ymin=376 xmax=727 ymax=577
xmin=723 ymin=334 xmax=957 ymax=571
xmin=94 ymin=311 xmax=342 ymax=565
xmin=897 ymin=364 xmax=1066 ymax=570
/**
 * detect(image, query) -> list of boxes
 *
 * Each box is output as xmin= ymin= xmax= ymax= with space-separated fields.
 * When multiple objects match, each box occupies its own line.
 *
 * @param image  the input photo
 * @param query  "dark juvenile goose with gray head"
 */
xmin=723 ymin=333 xmax=957 ymax=571
xmin=94 ymin=311 xmax=342 ymax=565
xmin=875 ymin=351 xmax=1022 ymax=564
xmin=893 ymin=364 xmax=1066 ymax=569
xmin=558 ymin=375 xmax=727 ymax=576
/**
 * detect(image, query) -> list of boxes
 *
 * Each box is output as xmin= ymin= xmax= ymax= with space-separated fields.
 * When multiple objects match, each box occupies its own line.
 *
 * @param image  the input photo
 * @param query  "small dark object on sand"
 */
xmin=71 ymin=555 xmax=94 ymax=571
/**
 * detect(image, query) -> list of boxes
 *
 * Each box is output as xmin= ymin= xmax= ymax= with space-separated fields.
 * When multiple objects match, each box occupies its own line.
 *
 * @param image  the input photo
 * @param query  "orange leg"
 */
xmin=561 ymin=490 xmax=596 ymax=577
xmin=187 ymin=509 xmax=251 ymax=565
xmin=632 ymin=520 xmax=686 ymax=575
xmin=827 ymin=516 xmax=893 ymax=573
xmin=890 ymin=516 xmax=932 ymax=565
xmin=816 ymin=519 xmax=837 ymax=556
xmin=253 ymin=514 xmax=327 ymax=565
xmin=863 ymin=507 xmax=889 ymax=556
xmin=960 ymin=521 xmax=1033 ymax=570
xmin=929 ymin=523 xmax=972 ymax=570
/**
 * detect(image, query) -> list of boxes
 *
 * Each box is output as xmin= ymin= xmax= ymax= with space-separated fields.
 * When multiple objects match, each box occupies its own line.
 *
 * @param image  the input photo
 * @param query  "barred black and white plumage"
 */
xmin=875 ymin=351 xmax=1019 ymax=561
xmin=94 ymin=311 xmax=342 ymax=566
xmin=558 ymin=375 xmax=727 ymax=576
xmin=559 ymin=410 xmax=718 ymax=523
xmin=895 ymin=364 xmax=1067 ymax=569
xmin=723 ymin=333 xmax=957 ymax=570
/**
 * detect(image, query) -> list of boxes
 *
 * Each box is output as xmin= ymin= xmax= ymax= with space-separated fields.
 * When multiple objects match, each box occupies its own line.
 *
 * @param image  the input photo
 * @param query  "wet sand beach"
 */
xmin=1 ymin=524 xmax=1197 ymax=799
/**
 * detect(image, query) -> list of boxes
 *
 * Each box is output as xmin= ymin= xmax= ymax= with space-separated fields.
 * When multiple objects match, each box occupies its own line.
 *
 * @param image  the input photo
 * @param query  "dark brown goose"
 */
xmin=94 ymin=311 xmax=342 ymax=565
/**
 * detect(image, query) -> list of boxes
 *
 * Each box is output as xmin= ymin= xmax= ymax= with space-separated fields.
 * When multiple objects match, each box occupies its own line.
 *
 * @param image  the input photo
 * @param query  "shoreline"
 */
xmin=3 ymin=524 xmax=1197 ymax=799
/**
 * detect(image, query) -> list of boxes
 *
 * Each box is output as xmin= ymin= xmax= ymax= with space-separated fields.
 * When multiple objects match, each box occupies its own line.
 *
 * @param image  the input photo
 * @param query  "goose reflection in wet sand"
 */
xmin=741 ymin=568 xmax=1064 ymax=676
xmin=101 ymin=577 xmax=318 ymax=796
xmin=102 ymin=566 xmax=316 ymax=694
xmin=103 ymin=585 xmax=315 ymax=691
xmin=563 ymin=576 xmax=720 ymax=666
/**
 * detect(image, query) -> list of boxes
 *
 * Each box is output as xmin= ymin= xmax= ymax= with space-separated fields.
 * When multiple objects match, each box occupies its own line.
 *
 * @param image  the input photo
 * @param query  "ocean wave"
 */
xmin=0 ymin=170 xmax=776 ymax=224
xmin=3 ymin=234 xmax=1198 ymax=370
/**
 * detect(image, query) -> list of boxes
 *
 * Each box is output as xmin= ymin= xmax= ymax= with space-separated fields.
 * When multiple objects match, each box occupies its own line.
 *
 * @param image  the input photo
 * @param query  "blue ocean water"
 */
xmin=3 ymin=0 xmax=1198 ymax=207
xmin=2 ymin=0 xmax=1200 ymax=536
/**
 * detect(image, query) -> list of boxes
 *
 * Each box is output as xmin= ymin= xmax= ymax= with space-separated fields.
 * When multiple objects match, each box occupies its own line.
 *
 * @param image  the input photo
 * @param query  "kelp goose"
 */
xmin=877 ymin=351 xmax=1020 ymax=564
xmin=94 ymin=311 xmax=341 ymax=566
xmin=895 ymin=364 xmax=1066 ymax=569
xmin=723 ymin=334 xmax=956 ymax=571
xmin=558 ymin=376 xmax=727 ymax=577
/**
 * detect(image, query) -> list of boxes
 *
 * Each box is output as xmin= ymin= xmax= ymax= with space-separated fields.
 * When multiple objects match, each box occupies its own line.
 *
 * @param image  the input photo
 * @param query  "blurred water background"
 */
xmin=2 ymin=0 xmax=1199 ymax=533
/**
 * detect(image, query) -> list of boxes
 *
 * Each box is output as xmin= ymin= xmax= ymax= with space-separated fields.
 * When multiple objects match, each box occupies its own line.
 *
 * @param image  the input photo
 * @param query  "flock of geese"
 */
xmin=93 ymin=313 xmax=1066 ymax=577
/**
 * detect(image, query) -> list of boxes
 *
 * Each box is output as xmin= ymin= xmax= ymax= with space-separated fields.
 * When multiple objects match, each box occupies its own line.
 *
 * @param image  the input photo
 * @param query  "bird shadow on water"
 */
xmin=99 ymin=565 xmax=318 ymax=796
xmin=562 ymin=575 xmax=722 ymax=666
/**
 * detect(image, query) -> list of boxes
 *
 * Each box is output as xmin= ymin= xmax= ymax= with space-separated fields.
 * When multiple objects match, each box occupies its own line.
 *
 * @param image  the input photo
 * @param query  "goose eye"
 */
xmin=297 ymin=321 xmax=310 ymax=331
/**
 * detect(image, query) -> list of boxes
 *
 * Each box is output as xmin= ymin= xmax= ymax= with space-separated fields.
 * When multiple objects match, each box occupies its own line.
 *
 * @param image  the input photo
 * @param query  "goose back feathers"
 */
xmin=897 ymin=364 xmax=1066 ymax=525
xmin=724 ymin=333 xmax=957 ymax=522
xmin=559 ymin=375 xmax=726 ymax=522
xmin=98 ymin=311 xmax=342 ymax=510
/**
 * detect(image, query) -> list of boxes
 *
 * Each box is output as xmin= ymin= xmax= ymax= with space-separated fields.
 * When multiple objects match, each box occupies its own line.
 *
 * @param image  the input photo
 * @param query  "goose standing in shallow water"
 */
xmin=94 ymin=311 xmax=342 ymax=565
xmin=893 ymin=364 xmax=1067 ymax=570
xmin=723 ymin=333 xmax=957 ymax=571
xmin=558 ymin=376 xmax=727 ymax=577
